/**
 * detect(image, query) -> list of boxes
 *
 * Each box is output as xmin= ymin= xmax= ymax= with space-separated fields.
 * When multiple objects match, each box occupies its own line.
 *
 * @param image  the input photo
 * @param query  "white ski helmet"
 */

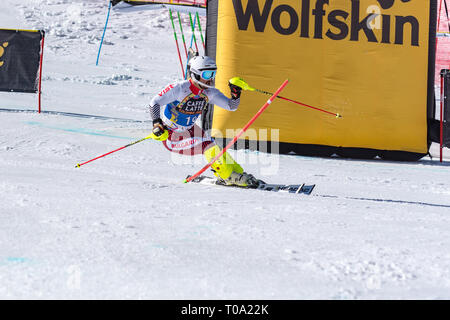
xmin=189 ymin=55 xmax=217 ymax=88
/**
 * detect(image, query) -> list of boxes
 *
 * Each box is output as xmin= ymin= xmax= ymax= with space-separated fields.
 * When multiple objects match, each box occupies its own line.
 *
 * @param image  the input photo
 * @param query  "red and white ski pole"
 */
xmin=254 ymin=88 xmax=342 ymax=118
xmin=184 ymin=79 xmax=289 ymax=183
xmin=229 ymin=77 xmax=342 ymax=118
xmin=75 ymin=134 xmax=152 ymax=168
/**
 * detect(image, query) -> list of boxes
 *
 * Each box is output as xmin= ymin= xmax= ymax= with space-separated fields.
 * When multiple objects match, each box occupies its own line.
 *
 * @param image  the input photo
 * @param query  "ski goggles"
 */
xmin=200 ymin=70 xmax=216 ymax=80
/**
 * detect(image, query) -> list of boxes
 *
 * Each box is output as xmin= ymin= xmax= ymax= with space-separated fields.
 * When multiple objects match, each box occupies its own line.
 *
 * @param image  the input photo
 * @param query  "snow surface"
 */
xmin=1 ymin=0 xmax=450 ymax=299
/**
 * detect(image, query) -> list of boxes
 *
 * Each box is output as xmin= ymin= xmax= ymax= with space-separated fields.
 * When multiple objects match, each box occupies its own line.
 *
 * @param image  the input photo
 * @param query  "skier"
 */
xmin=148 ymin=55 xmax=260 ymax=188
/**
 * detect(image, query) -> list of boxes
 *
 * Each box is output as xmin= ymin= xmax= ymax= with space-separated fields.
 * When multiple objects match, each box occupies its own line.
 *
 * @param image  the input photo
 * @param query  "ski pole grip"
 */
xmin=229 ymin=77 xmax=255 ymax=91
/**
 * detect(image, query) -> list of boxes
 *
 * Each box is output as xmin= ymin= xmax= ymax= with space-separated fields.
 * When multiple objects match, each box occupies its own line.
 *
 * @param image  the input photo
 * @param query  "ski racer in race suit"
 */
xmin=148 ymin=55 xmax=259 ymax=188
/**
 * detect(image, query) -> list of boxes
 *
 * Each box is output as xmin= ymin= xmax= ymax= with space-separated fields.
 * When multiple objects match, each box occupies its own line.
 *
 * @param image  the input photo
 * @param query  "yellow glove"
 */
xmin=150 ymin=120 xmax=169 ymax=141
xmin=229 ymin=77 xmax=255 ymax=91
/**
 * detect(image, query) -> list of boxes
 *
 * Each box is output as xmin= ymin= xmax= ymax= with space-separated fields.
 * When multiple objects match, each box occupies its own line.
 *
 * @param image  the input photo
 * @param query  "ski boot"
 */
xmin=204 ymin=145 xmax=263 ymax=188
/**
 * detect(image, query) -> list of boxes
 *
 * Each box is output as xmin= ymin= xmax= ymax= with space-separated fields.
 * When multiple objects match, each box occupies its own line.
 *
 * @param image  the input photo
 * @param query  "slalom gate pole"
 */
xmin=195 ymin=12 xmax=205 ymax=50
xmin=177 ymin=11 xmax=188 ymax=59
xmin=444 ymin=0 xmax=450 ymax=33
xmin=75 ymin=135 xmax=152 ymax=168
xmin=184 ymin=60 xmax=189 ymax=80
xmin=184 ymin=18 xmax=197 ymax=80
xmin=188 ymin=12 xmax=199 ymax=53
xmin=247 ymin=86 xmax=342 ymax=118
xmin=184 ymin=79 xmax=289 ymax=183
xmin=96 ymin=0 xmax=112 ymax=66
xmin=169 ymin=8 xmax=185 ymax=78
xmin=188 ymin=12 xmax=196 ymax=50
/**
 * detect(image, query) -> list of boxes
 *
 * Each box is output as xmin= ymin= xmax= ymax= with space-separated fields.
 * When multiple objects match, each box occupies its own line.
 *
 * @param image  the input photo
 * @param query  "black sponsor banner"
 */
xmin=444 ymin=69 xmax=450 ymax=148
xmin=0 ymin=29 xmax=43 ymax=93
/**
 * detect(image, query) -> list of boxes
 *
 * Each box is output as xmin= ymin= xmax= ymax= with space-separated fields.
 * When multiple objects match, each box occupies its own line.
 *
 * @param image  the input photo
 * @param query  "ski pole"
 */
xmin=184 ymin=79 xmax=289 ymax=183
xmin=188 ymin=12 xmax=199 ymax=53
xmin=75 ymin=135 xmax=152 ymax=168
xmin=230 ymin=77 xmax=342 ymax=118
xmin=177 ymin=11 xmax=188 ymax=59
xmin=255 ymin=88 xmax=341 ymax=118
xmin=169 ymin=8 xmax=185 ymax=78
xmin=195 ymin=12 xmax=205 ymax=50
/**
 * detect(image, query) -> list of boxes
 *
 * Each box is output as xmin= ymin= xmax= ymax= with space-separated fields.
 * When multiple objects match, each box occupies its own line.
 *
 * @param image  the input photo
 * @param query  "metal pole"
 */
xmin=38 ymin=31 xmax=45 ymax=113
xmin=441 ymin=70 xmax=445 ymax=162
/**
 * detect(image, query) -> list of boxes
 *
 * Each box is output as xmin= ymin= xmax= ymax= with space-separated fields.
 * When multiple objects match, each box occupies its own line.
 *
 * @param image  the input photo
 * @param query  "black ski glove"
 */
xmin=151 ymin=118 xmax=168 ymax=140
xmin=228 ymin=82 xmax=242 ymax=99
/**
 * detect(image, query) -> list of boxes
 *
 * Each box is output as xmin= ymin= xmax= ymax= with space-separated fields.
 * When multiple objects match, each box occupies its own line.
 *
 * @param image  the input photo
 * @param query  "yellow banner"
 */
xmin=212 ymin=0 xmax=431 ymax=154
xmin=0 ymin=42 xmax=9 ymax=67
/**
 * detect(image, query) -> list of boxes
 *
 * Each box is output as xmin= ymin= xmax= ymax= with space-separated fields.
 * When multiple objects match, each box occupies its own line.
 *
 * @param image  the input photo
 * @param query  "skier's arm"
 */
xmin=148 ymin=83 xmax=180 ymax=141
xmin=209 ymin=84 xmax=242 ymax=111
xmin=148 ymin=84 xmax=177 ymax=123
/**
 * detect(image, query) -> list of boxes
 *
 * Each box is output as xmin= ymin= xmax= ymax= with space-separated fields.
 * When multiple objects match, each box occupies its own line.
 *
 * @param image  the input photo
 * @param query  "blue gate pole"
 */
xmin=96 ymin=1 xmax=112 ymax=66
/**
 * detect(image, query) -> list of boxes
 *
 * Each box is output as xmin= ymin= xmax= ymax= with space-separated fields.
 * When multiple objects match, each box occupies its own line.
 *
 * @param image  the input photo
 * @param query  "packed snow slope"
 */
xmin=1 ymin=0 xmax=450 ymax=299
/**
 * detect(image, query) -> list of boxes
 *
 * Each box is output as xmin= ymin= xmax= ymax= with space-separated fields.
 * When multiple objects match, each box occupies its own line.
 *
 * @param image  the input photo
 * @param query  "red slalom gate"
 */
xmin=184 ymin=79 xmax=290 ymax=184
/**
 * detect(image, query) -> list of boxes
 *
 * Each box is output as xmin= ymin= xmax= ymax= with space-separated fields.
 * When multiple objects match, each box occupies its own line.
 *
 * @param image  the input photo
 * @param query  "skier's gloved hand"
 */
xmin=229 ymin=82 xmax=242 ymax=99
xmin=150 ymin=118 xmax=169 ymax=141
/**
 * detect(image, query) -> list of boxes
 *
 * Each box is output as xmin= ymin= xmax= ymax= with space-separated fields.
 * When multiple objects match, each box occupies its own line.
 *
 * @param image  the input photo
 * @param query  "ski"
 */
xmin=187 ymin=175 xmax=315 ymax=195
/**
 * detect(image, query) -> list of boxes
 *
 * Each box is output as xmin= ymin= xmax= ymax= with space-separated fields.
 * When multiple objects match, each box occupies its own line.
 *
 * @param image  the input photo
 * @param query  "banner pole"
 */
xmin=38 ymin=31 xmax=45 ymax=114
xmin=441 ymin=70 xmax=445 ymax=163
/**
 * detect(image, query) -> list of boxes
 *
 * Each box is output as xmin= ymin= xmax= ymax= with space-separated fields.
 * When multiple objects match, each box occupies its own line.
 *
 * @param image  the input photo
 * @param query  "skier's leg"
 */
xmin=164 ymin=125 xmax=260 ymax=187
xmin=203 ymin=144 xmax=242 ymax=178
xmin=203 ymin=144 xmax=260 ymax=188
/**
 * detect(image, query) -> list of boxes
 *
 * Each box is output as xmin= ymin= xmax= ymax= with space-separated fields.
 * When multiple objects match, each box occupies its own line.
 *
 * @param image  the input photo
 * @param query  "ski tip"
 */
xmin=75 ymin=164 xmax=80 ymax=168
xmin=336 ymin=113 xmax=342 ymax=119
